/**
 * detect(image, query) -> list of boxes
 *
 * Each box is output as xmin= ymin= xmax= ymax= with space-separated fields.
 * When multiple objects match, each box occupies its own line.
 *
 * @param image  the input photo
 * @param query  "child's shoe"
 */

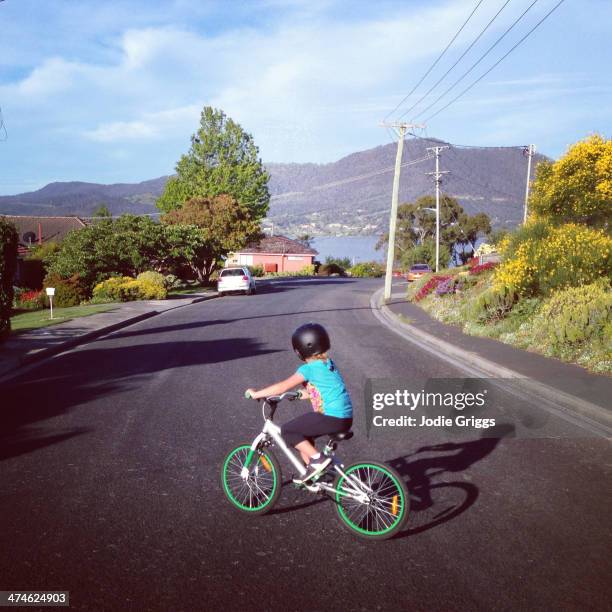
xmin=293 ymin=455 xmax=332 ymax=484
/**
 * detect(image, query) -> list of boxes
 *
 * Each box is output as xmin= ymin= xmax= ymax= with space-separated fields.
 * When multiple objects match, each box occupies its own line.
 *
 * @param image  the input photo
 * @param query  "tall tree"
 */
xmin=157 ymin=107 xmax=270 ymax=220
xmin=162 ymin=195 xmax=261 ymax=282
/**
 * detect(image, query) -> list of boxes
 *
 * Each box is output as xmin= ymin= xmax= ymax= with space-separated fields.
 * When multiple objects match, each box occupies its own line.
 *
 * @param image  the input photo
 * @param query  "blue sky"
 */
xmin=0 ymin=0 xmax=610 ymax=194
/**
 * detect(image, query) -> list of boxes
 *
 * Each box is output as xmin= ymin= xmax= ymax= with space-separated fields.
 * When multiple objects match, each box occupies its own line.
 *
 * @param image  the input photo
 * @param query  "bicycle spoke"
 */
xmin=336 ymin=464 xmax=406 ymax=535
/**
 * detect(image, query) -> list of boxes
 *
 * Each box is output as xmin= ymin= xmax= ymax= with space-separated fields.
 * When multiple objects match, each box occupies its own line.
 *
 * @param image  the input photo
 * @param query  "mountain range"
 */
xmin=0 ymin=137 xmax=547 ymax=236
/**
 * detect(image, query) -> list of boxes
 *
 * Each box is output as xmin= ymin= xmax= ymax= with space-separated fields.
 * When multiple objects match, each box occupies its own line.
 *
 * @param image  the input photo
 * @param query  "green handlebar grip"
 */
xmin=245 ymin=391 xmax=252 ymax=399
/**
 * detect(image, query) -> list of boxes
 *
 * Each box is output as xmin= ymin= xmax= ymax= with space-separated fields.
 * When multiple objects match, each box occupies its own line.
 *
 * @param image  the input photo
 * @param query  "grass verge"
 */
xmin=11 ymin=304 xmax=118 ymax=333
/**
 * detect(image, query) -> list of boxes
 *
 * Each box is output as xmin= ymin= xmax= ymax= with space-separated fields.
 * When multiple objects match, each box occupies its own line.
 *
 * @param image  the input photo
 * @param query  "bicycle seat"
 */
xmin=328 ymin=431 xmax=353 ymax=442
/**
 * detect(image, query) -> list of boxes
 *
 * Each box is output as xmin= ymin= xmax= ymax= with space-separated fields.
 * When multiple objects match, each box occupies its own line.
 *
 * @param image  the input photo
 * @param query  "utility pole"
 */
xmin=523 ymin=144 xmax=536 ymax=224
xmin=426 ymin=146 xmax=449 ymax=272
xmin=381 ymin=122 xmax=424 ymax=301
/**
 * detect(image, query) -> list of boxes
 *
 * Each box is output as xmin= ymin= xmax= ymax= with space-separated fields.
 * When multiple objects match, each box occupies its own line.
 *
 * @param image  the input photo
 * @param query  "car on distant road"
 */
xmin=217 ymin=267 xmax=256 ymax=296
xmin=406 ymin=263 xmax=432 ymax=282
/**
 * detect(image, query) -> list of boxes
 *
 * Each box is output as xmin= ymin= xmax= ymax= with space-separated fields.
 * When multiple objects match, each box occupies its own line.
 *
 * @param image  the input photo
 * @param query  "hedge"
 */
xmin=0 ymin=218 xmax=18 ymax=340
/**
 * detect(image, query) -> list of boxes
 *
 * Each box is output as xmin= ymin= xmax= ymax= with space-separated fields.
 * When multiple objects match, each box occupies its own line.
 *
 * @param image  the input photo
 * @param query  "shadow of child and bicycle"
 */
xmin=274 ymin=423 xmax=515 ymax=537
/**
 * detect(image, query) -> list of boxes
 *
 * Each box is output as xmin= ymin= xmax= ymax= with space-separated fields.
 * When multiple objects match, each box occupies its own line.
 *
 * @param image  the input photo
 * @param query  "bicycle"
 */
xmin=220 ymin=391 xmax=409 ymax=540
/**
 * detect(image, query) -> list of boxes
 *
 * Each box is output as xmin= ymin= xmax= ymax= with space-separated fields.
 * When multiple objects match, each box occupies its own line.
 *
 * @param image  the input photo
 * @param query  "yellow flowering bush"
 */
xmin=529 ymin=134 xmax=612 ymax=227
xmin=117 ymin=280 xmax=166 ymax=301
xmin=93 ymin=276 xmax=167 ymax=302
xmin=92 ymin=276 xmax=133 ymax=302
xmin=494 ymin=222 xmax=612 ymax=296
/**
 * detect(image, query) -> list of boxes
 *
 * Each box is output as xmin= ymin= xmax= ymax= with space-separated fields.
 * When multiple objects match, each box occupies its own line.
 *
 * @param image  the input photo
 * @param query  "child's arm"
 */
xmin=246 ymin=373 xmax=305 ymax=400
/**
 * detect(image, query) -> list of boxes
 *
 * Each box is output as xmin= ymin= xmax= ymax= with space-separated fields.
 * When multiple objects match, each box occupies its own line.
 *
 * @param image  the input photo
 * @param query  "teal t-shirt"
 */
xmin=297 ymin=358 xmax=353 ymax=419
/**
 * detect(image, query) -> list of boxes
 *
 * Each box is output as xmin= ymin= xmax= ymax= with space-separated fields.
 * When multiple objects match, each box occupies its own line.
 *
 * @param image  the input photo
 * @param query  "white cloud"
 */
xmin=0 ymin=0 xmax=609 ymax=189
xmin=84 ymin=105 xmax=201 ymax=142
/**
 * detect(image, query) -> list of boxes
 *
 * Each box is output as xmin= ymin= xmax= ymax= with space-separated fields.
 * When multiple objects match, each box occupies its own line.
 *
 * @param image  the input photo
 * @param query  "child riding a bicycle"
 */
xmin=245 ymin=322 xmax=353 ymax=483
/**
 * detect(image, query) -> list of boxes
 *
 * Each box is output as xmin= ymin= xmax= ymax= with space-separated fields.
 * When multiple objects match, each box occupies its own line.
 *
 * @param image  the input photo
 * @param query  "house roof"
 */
xmin=2 ymin=215 xmax=86 ymax=246
xmin=239 ymin=235 xmax=318 ymax=255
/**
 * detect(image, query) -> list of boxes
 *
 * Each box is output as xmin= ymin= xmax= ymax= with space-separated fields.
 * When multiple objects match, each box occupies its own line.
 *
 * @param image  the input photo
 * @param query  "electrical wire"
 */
xmin=422 ymin=0 xmax=567 ymax=123
xmin=413 ymin=0 xmax=540 ymax=120
xmin=383 ymin=0 xmax=486 ymax=121
xmin=398 ymin=0 xmax=512 ymax=120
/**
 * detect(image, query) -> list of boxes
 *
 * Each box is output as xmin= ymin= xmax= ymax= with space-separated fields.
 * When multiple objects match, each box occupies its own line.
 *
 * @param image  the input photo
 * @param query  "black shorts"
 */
xmin=281 ymin=412 xmax=353 ymax=447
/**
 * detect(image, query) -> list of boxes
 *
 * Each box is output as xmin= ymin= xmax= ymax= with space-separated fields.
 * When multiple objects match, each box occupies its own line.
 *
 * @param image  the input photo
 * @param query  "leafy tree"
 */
xmin=0 ymin=217 xmax=18 ymax=340
xmin=377 ymin=195 xmax=489 ymax=265
xmin=93 ymin=204 xmax=112 ymax=218
xmin=401 ymin=238 xmax=450 ymax=270
xmin=157 ymin=106 xmax=270 ymax=220
xmin=162 ymin=195 xmax=261 ymax=282
xmin=47 ymin=215 xmax=170 ymax=290
xmin=25 ymin=241 xmax=61 ymax=263
xmin=298 ymin=233 xmax=314 ymax=248
xmin=529 ymin=134 xmax=612 ymax=227
xmin=461 ymin=213 xmax=492 ymax=252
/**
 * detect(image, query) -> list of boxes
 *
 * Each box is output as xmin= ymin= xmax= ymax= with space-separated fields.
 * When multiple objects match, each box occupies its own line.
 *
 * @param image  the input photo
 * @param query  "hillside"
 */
xmin=0 ymin=138 xmax=547 ymax=235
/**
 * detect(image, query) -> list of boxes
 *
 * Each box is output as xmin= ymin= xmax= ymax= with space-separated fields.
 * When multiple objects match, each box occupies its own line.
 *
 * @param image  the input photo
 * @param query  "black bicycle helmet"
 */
xmin=291 ymin=322 xmax=330 ymax=360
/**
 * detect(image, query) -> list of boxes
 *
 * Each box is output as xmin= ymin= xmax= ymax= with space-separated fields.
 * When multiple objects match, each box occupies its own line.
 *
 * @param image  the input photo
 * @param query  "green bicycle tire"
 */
xmin=333 ymin=460 xmax=409 ymax=540
xmin=221 ymin=443 xmax=282 ymax=515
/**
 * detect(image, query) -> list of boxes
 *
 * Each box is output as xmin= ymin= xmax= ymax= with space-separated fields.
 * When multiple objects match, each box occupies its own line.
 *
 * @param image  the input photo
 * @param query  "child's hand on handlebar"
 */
xmin=245 ymin=388 xmax=257 ymax=400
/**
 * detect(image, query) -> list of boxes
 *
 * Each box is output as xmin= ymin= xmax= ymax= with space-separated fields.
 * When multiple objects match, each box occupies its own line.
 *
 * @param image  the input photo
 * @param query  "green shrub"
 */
xmin=470 ymin=285 xmax=518 ymax=323
xmin=136 ymin=270 xmax=166 ymax=288
xmin=0 ymin=217 xmax=18 ymax=340
xmin=248 ymin=265 xmax=264 ymax=278
xmin=264 ymin=265 xmax=315 ymax=278
xmin=317 ymin=262 xmax=345 ymax=276
xmin=536 ymin=281 xmax=611 ymax=348
xmin=325 ymin=256 xmax=351 ymax=269
xmin=164 ymin=274 xmax=182 ymax=289
xmin=349 ymin=261 xmax=385 ymax=277
xmin=43 ymin=272 xmax=88 ymax=308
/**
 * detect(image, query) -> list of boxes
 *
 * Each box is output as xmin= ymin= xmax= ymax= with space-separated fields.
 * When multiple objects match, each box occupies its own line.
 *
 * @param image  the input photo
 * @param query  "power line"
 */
xmin=422 ymin=0 xmax=567 ymax=123
xmin=409 ymin=132 xmax=530 ymax=150
xmin=413 ymin=0 xmax=541 ymax=121
xmin=270 ymin=152 xmax=434 ymax=202
xmin=398 ymin=0 xmax=512 ymax=120
xmin=383 ymin=0 xmax=485 ymax=121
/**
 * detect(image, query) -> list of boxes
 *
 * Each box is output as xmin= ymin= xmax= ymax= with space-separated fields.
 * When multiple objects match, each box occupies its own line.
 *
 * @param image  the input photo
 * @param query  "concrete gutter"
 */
xmin=370 ymin=287 xmax=612 ymax=438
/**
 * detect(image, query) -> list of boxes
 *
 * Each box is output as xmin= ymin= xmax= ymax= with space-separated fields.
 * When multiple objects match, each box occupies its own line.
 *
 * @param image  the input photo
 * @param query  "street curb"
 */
xmin=370 ymin=287 xmax=612 ymax=437
xmin=1 ymin=293 xmax=219 ymax=381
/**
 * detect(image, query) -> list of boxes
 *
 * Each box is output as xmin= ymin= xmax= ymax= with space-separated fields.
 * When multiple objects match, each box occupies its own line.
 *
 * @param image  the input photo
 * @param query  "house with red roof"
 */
xmin=226 ymin=235 xmax=318 ymax=273
xmin=2 ymin=215 xmax=86 ymax=286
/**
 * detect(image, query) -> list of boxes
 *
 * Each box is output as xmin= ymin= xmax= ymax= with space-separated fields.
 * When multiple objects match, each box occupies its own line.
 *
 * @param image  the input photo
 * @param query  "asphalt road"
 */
xmin=1 ymin=278 xmax=610 ymax=611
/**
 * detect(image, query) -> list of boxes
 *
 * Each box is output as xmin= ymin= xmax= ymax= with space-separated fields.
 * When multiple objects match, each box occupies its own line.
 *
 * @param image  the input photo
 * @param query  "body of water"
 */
xmin=310 ymin=236 xmax=384 ymax=264
xmin=309 ymin=235 xmax=485 ymax=267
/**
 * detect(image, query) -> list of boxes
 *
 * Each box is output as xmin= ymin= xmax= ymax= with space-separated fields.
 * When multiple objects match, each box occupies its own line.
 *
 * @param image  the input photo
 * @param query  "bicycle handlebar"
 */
xmin=245 ymin=390 xmax=300 ymax=403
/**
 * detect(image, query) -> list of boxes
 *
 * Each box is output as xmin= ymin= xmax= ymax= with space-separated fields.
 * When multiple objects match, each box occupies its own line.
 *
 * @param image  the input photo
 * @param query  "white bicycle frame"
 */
xmin=242 ymin=398 xmax=371 ymax=503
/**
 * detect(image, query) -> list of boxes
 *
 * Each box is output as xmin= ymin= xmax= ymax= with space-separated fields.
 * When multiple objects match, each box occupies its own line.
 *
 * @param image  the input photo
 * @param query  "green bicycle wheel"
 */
xmin=334 ymin=460 xmax=409 ymax=540
xmin=221 ymin=443 xmax=282 ymax=514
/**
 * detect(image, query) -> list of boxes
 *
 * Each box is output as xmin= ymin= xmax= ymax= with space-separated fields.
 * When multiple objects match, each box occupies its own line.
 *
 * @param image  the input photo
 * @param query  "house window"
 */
xmin=287 ymin=256 xmax=304 ymax=261
xmin=238 ymin=254 xmax=253 ymax=265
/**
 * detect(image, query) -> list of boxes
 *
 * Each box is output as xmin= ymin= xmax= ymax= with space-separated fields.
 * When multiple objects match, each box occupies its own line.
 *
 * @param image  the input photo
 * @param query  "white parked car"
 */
xmin=217 ymin=267 xmax=257 ymax=296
